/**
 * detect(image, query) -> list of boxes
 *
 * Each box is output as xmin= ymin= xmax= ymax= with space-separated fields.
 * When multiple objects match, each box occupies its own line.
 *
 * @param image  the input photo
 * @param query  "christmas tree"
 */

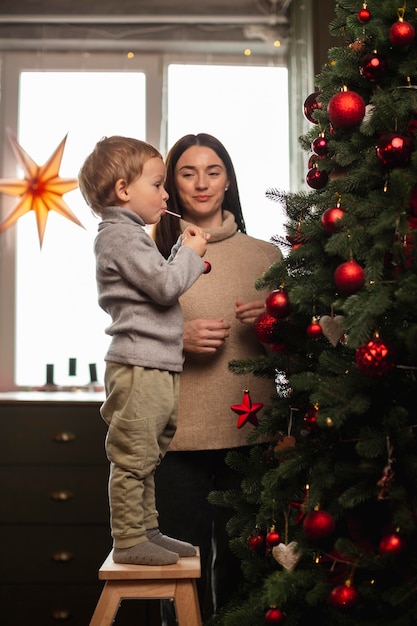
xmin=209 ymin=2 xmax=417 ymax=625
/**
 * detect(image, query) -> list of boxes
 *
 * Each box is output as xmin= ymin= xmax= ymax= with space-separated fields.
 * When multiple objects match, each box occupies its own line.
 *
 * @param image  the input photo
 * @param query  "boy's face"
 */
xmin=121 ymin=157 xmax=169 ymax=224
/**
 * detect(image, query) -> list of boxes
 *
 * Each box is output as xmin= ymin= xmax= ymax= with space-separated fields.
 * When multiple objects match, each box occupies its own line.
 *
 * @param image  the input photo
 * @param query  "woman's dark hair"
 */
xmin=153 ymin=133 xmax=246 ymax=258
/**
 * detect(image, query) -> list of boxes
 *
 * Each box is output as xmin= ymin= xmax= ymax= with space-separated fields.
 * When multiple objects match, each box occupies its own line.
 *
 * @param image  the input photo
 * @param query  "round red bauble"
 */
xmin=266 ymin=528 xmax=281 ymax=547
xmin=327 ymin=90 xmax=366 ymax=129
xmin=306 ymin=167 xmax=328 ymax=189
xmin=203 ymin=261 xmax=211 ymax=274
xmin=304 ymin=406 xmax=318 ymax=430
xmin=389 ymin=19 xmax=415 ymax=46
xmin=265 ymin=290 xmax=292 ymax=319
xmin=376 ymin=131 xmax=413 ymax=169
xmin=254 ymin=312 xmax=282 ymax=343
xmin=358 ymin=7 xmax=371 ymax=23
xmin=303 ymin=509 xmax=335 ymax=541
xmin=359 ymin=52 xmax=387 ymax=82
xmin=265 ymin=607 xmax=285 ymax=624
xmin=379 ymin=532 xmax=406 ymax=555
xmin=321 ymin=206 xmax=345 ymax=233
xmin=355 ymin=337 xmax=395 ymax=378
xmin=303 ymin=91 xmax=322 ymax=123
xmin=329 ymin=583 xmax=359 ymax=609
xmin=334 ymin=259 xmax=365 ymax=294
xmin=311 ymin=134 xmax=328 ymax=156
xmin=307 ymin=320 xmax=322 ymax=338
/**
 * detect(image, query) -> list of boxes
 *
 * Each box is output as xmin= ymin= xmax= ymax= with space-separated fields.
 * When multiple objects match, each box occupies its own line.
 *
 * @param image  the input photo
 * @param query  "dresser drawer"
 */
xmin=0 ymin=583 xmax=104 ymax=626
xmin=1 ymin=525 xmax=111 ymax=584
xmin=0 ymin=466 xmax=109 ymax=523
xmin=0 ymin=403 xmax=107 ymax=465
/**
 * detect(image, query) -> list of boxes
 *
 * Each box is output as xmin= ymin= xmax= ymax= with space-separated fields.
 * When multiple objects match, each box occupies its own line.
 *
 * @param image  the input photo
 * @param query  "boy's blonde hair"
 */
xmin=78 ymin=135 xmax=162 ymax=216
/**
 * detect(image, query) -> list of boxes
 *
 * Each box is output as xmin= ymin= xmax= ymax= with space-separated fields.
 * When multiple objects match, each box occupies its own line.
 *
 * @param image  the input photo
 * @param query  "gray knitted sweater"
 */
xmin=94 ymin=207 xmax=205 ymax=372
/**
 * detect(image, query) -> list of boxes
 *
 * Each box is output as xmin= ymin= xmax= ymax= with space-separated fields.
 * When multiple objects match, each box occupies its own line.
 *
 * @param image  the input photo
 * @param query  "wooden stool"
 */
xmin=89 ymin=548 xmax=202 ymax=626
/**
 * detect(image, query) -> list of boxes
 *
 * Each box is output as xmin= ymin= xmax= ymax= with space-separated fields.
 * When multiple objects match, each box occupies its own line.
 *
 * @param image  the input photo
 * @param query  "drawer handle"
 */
xmin=51 ymin=609 xmax=72 ymax=620
xmin=53 ymin=431 xmax=76 ymax=443
xmin=50 ymin=490 xmax=74 ymax=501
xmin=51 ymin=551 xmax=74 ymax=562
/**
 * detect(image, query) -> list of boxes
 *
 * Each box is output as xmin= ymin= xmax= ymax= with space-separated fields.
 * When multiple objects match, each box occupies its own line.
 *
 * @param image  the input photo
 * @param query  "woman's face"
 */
xmin=173 ymin=145 xmax=230 ymax=227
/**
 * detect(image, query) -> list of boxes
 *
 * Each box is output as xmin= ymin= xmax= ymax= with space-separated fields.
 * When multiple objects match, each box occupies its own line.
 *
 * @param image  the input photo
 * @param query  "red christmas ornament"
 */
xmin=266 ymin=526 xmax=281 ymax=548
xmin=389 ymin=17 xmax=415 ymax=46
xmin=254 ymin=311 xmax=282 ymax=343
xmin=358 ymin=5 xmax=371 ymax=23
xmin=321 ymin=205 xmax=345 ymax=233
xmin=327 ymin=88 xmax=366 ymax=129
xmin=303 ymin=509 xmax=335 ymax=541
xmin=334 ymin=259 xmax=365 ymax=294
xmin=329 ymin=582 xmax=359 ymax=609
xmin=379 ymin=532 xmax=406 ymax=555
xmin=231 ymin=389 xmax=263 ymax=428
xmin=307 ymin=317 xmax=323 ymax=338
xmin=203 ymin=261 xmax=211 ymax=274
xmin=355 ymin=336 xmax=395 ymax=378
xmin=306 ymin=167 xmax=328 ymax=189
xmin=376 ymin=132 xmax=413 ymax=169
xmin=265 ymin=607 xmax=284 ymax=624
xmin=311 ymin=133 xmax=328 ymax=156
xmin=265 ymin=607 xmax=285 ymax=623
xmin=359 ymin=52 xmax=387 ymax=82
xmin=265 ymin=289 xmax=292 ymax=319
xmin=303 ymin=91 xmax=322 ymax=123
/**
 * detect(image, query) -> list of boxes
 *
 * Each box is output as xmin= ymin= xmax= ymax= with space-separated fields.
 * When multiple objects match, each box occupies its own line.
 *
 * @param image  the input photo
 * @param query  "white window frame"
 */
xmin=0 ymin=49 xmax=295 ymax=391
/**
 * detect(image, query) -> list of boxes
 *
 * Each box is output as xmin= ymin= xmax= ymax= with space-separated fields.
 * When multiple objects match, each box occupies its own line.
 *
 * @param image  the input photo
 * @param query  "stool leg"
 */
xmin=89 ymin=582 xmax=122 ymax=626
xmin=174 ymin=579 xmax=202 ymax=626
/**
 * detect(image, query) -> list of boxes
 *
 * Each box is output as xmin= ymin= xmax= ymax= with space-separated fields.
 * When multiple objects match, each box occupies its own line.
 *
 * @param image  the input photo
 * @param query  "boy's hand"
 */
xmin=235 ymin=299 xmax=266 ymax=325
xmin=182 ymin=225 xmax=210 ymax=258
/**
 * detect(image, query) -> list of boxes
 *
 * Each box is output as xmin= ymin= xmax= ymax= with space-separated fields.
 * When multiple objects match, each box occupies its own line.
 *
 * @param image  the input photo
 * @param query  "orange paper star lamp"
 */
xmin=0 ymin=128 xmax=83 ymax=247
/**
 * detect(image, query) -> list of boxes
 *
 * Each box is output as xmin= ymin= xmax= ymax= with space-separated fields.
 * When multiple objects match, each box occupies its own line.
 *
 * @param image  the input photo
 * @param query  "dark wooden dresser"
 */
xmin=0 ymin=391 xmax=112 ymax=625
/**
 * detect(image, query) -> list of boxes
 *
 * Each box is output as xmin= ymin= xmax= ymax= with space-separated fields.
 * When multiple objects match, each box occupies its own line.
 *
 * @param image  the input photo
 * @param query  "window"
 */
xmin=0 ymin=52 xmax=289 ymax=390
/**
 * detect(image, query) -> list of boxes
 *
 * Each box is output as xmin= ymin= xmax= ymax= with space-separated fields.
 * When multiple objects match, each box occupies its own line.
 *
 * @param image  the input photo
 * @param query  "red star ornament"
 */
xmin=0 ymin=129 xmax=82 ymax=247
xmin=230 ymin=389 xmax=263 ymax=429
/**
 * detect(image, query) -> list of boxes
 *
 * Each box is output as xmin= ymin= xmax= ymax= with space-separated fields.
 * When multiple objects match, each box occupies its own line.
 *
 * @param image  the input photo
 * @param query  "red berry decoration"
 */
xmin=359 ymin=52 xmax=387 ymax=82
xmin=329 ymin=582 xmax=359 ymax=609
xmin=303 ymin=509 xmax=335 ymax=541
xmin=379 ymin=532 xmax=406 ymax=555
xmin=265 ymin=289 xmax=292 ymax=319
xmin=311 ymin=133 xmax=328 ymax=156
xmin=376 ymin=132 xmax=413 ymax=169
xmin=355 ymin=335 xmax=395 ymax=378
xmin=266 ymin=526 xmax=281 ymax=548
xmin=303 ymin=91 xmax=322 ymax=123
xmin=304 ymin=405 xmax=319 ymax=431
xmin=265 ymin=607 xmax=285 ymax=623
xmin=321 ymin=205 xmax=345 ymax=233
xmin=306 ymin=166 xmax=328 ymax=189
xmin=307 ymin=317 xmax=323 ymax=338
xmin=389 ymin=17 xmax=415 ymax=47
xmin=247 ymin=530 xmax=265 ymax=553
xmin=334 ymin=259 xmax=365 ymax=294
xmin=358 ymin=5 xmax=371 ymax=23
xmin=327 ymin=88 xmax=366 ymax=129
xmin=203 ymin=261 xmax=211 ymax=274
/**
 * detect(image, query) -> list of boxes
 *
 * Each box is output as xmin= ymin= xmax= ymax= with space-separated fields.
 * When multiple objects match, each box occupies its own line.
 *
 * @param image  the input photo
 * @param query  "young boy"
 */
xmin=78 ymin=136 xmax=209 ymax=565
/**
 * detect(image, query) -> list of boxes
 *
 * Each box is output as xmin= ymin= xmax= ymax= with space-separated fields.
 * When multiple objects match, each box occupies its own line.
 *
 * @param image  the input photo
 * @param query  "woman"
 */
xmin=154 ymin=133 xmax=281 ymax=620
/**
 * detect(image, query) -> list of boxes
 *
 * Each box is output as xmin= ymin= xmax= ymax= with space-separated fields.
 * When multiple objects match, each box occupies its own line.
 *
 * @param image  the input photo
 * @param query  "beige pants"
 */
xmin=101 ymin=362 xmax=179 ymax=549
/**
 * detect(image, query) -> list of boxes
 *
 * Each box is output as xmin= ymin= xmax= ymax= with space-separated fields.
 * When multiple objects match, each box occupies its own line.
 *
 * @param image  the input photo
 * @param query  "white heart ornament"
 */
xmin=272 ymin=541 xmax=301 ymax=571
xmin=319 ymin=315 xmax=345 ymax=347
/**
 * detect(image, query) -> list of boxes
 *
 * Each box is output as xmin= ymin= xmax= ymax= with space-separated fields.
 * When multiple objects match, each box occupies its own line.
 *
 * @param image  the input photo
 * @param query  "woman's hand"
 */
xmin=184 ymin=318 xmax=230 ymax=354
xmin=235 ymin=299 xmax=265 ymax=325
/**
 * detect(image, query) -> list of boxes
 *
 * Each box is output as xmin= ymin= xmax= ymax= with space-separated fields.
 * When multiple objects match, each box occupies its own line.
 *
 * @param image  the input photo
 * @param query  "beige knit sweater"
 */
xmin=169 ymin=211 xmax=282 ymax=451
